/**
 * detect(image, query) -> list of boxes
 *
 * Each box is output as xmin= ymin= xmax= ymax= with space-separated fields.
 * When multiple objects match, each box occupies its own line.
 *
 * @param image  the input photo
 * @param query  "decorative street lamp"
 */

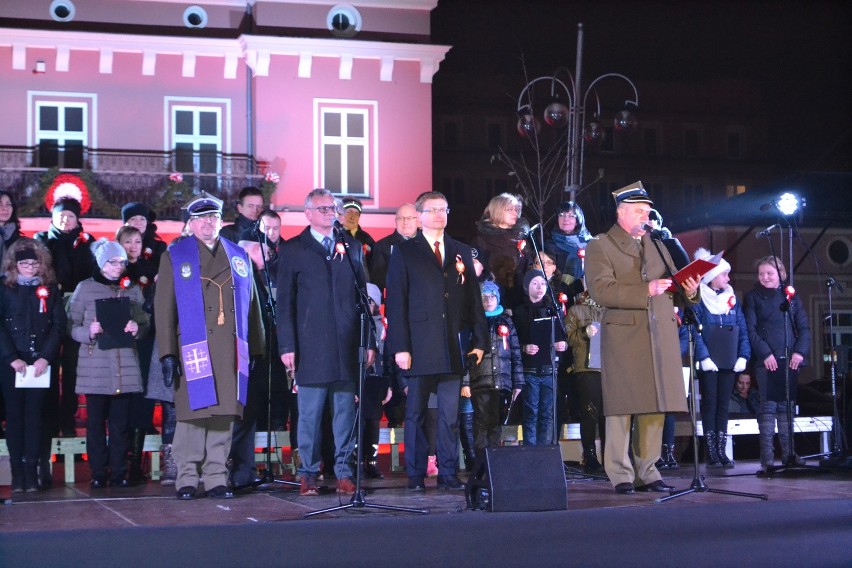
xmin=515 ymin=23 xmax=640 ymax=202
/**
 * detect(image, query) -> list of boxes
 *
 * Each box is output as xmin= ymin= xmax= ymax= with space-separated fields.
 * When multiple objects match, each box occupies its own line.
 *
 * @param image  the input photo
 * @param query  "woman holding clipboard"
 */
xmin=691 ymin=249 xmax=751 ymax=469
xmin=67 ymin=239 xmax=148 ymax=488
xmin=0 ymin=238 xmax=65 ymax=492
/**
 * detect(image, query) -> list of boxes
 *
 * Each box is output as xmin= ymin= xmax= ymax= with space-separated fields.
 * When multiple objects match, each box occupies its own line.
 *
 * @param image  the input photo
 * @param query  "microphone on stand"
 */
xmin=642 ymin=224 xmax=663 ymax=239
xmin=520 ymin=222 xmax=541 ymax=238
xmin=755 ymin=224 xmax=779 ymax=238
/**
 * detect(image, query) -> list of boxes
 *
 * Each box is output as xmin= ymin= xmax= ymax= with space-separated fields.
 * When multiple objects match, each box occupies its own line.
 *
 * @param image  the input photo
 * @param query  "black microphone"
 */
xmin=332 ymin=219 xmax=345 ymax=235
xmin=642 ymin=224 xmax=663 ymax=239
xmin=755 ymin=224 xmax=779 ymax=238
xmin=251 ymin=218 xmax=262 ymax=236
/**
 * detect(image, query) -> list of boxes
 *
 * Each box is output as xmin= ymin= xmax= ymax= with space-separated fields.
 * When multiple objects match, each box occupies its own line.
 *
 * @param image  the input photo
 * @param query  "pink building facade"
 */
xmin=0 ymin=0 xmax=448 ymax=239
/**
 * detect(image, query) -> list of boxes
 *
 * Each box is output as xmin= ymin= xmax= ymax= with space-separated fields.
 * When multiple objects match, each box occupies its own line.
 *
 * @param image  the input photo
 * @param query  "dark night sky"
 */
xmin=431 ymin=0 xmax=852 ymax=173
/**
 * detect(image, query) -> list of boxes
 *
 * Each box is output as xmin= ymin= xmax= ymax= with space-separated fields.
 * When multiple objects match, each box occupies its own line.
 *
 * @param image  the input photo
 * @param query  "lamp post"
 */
xmin=516 ymin=23 xmax=640 ymax=202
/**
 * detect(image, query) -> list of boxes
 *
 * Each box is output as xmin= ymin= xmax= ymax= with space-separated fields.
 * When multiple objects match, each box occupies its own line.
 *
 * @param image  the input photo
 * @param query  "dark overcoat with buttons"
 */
xmin=584 ymin=224 xmax=693 ymax=415
xmin=385 ymin=232 xmax=488 ymax=377
xmin=276 ymin=227 xmax=373 ymax=386
xmin=155 ymin=236 xmax=265 ymax=421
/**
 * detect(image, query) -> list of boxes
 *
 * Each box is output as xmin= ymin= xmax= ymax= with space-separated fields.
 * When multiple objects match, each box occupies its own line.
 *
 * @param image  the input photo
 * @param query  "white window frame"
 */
xmin=27 ymin=91 xmax=97 ymax=168
xmin=164 ymin=97 xmax=231 ymax=176
xmin=314 ymin=99 xmax=377 ymax=199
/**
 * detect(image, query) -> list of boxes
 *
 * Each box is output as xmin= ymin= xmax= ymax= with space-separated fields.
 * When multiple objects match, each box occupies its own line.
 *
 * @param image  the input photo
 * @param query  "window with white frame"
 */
xmin=34 ymin=100 xmax=88 ymax=169
xmin=317 ymin=101 xmax=375 ymax=197
xmin=171 ymin=106 xmax=221 ymax=176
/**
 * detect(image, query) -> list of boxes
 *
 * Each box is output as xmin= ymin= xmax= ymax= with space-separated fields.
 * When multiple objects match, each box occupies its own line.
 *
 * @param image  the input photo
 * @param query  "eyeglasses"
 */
xmin=396 ymin=216 xmax=418 ymax=222
xmin=559 ymin=212 xmax=578 ymax=219
xmin=17 ymin=260 xmax=40 ymax=268
xmin=505 ymin=206 xmax=522 ymax=213
xmin=105 ymin=259 xmax=128 ymax=267
xmin=191 ymin=213 xmax=221 ymax=222
xmin=536 ymin=260 xmax=556 ymax=267
xmin=481 ymin=294 xmax=498 ymax=300
xmin=307 ymin=205 xmax=339 ymax=215
xmin=420 ymin=207 xmax=450 ymax=215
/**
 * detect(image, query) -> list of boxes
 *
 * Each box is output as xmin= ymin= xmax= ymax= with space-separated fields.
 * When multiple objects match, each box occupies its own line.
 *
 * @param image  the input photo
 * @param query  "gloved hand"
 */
xmin=700 ymin=358 xmax=718 ymax=372
xmin=161 ymin=355 xmax=182 ymax=388
xmin=733 ymin=357 xmax=747 ymax=373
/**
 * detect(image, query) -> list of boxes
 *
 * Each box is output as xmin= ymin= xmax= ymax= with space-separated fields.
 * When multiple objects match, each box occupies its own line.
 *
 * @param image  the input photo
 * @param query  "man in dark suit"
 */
xmin=385 ymin=191 xmax=488 ymax=491
xmin=370 ymin=202 xmax=419 ymax=290
xmin=277 ymin=189 xmax=375 ymax=497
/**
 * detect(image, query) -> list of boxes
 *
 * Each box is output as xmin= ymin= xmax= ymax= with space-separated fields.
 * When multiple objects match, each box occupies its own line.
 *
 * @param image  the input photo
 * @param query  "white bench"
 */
xmin=674 ymin=416 xmax=834 ymax=457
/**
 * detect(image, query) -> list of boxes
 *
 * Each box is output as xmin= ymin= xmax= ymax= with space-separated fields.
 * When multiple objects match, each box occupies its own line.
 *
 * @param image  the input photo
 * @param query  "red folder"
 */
xmin=666 ymin=251 xmax=724 ymax=293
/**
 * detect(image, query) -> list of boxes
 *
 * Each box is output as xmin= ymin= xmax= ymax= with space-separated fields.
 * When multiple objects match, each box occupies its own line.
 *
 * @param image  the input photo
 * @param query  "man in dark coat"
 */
xmin=385 ymin=191 xmax=487 ymax=491
xmin=339 ymin=197 xmax=377 ymax=275
xmin=370 ymin=202 xmax=419 ymax=291
xmin=155 ymin=192 xmax=265 ymax=500
xmin=277 ymin=189 xmax=375 ymax=497
xmin=584 ymin=182 xmax=700 ymax=495
xmin=219 ymin=186 xmax=264 ymax=244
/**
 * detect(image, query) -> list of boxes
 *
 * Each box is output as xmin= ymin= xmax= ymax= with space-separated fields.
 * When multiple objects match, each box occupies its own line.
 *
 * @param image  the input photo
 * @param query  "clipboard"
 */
xmin=666 ymin=251 xmax=724 ymax=293
xmin=96 ymin=296 xmax=134 ymax=350
xmin=587 ymin=322 xmax=602 ymax=370
xmin=15 ymin=365 xmax=51 ymax=388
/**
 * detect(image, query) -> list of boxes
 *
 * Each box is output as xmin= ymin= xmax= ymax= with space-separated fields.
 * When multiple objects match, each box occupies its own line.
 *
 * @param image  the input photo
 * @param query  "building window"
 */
xmin=166 ymin=98 xmax=230 ymax=191
xmin=29 ymin=92 xmax=96 ymax=169
xmin=316 ymin=100 xmax=375 ymax=197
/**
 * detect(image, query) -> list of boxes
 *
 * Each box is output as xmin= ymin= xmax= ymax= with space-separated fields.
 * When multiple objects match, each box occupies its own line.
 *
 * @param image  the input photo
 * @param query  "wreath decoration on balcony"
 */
xmin=21 ymin=168 xmax=119 ymax=218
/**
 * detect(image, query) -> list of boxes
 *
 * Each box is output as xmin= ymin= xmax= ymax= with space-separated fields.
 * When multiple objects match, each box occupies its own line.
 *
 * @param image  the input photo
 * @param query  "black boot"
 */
xmin=459 ymin=412 xmax=475 ymax=471
xmin=662 ymin=444 xmax=679 ymax=470
xmin=705 ymin=430 xmax=721 ymax=467
xmin=655 ymin=445 xmax=668 ymax=470
xmin=127 ymin=429 xmax=147 ymax=485
xmin=717 ymin=431 xmax=734 ymax=469
xmin=583 ymin=447 xmax=604 ymax=474
xmin=23 ymin=458 xmax=40 ymax=493
xmin=38 ymin=452 xmax=53 ymax=489
xmin=10 ymin=459 xmax=24 ymax=493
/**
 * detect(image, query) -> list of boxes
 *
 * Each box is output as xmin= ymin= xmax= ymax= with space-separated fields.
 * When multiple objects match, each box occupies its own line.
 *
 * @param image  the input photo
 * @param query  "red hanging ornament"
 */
xmin=36 ymin=285 xmax=50 ymax=313
xmin=497 ymin=323 xmax=510 ymax=350
xmin=455 ymin=254 xmax=465 ymax=284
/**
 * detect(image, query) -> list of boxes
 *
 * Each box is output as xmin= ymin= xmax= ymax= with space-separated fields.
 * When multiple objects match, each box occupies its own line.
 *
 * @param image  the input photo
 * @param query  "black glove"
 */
xmin=161 ymin=355 xmax=182 ymax=388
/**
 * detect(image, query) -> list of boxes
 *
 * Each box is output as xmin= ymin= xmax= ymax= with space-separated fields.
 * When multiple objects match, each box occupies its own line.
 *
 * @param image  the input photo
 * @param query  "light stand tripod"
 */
xmin=758 ymin=217 xmax=823 ymax=476
xmin=236 ymin=229 xmax=298 ymax=492
xmin=645 ymin=232 xmax=767 ymax=503
xmin=818 ymin=276 xmax=850 ymax=469
xmin=306 ymin=228 xmax=427 ymax=518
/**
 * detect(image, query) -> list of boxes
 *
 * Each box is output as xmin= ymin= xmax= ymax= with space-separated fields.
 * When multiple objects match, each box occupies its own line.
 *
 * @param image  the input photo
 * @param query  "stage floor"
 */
xmin=2 ymin=457 xmax=851 ymax=530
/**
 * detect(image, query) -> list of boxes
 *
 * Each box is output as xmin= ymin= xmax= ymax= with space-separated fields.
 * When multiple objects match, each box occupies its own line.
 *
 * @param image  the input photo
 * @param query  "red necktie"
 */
xmin=434 ymin=240 xmax=442 ymax=266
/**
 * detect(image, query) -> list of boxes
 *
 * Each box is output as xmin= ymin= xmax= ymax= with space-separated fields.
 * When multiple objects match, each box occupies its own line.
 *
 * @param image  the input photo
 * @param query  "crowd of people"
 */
xmin=0 ymin=181 xmax=810 ymax=497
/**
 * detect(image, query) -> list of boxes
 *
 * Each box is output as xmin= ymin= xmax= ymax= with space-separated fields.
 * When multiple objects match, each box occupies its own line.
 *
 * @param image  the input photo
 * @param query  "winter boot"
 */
xmin=705 ymin=430 xmax=721 ymax=467
xmin=23 ymin=458 xmax=40 ymax=492
xmin=38 ymin=452 xmax=53 ymax=489
xmin=160 ymin=444 xmax=177 ymax=486
xmin=459 ymin=412 xmax=475 ymax=471
xmin=582 ymin=447 xmax=604 ymax=474
xmin=757 ymin=412 xmax=776 ymax=472
xmin=10 ymin=459 xmax=24 ymax=493
xmin=128 ymin=428 xmax=147 ymax=485
xmin=776 ymin=407 xmax=805 ymax=466
xmin=717 ymin=431 xmax=734 ymax=469
xmin=662 ymin=444 xmax=679 ymax=469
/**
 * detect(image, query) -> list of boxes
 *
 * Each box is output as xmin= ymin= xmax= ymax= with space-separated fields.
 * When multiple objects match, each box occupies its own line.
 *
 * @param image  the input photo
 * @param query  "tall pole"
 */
xmin=568 ymin=23 xmax=584 ymax=202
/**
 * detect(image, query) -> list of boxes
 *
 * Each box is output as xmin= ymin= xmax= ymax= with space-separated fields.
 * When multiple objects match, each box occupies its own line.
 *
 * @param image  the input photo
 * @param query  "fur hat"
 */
xmin=121 ymin=202 xmax=152 ymax=223
xmin=92 ymin=238 xmax=128 ymax=269
xmin=694 ymin=247 xmax=731 ymax=284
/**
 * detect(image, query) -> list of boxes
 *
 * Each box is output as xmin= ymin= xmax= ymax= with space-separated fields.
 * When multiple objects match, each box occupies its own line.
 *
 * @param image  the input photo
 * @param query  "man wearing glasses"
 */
xmin=370 ymin=202 xmax=419 ymax=291
xmin=385 ymin=191 xmax=487 ymax=491
xmin=219 ymin=186 xmax=265 ymax=244
xmin=276 ymin=188 xmax=376 ymax=497
xmin=155 ymin=191 xmax=265 ymax=500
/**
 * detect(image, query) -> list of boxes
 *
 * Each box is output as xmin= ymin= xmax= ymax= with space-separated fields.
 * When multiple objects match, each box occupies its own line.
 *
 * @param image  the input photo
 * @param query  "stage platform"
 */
xmin=1 ymin=458 xmax=851 ymax=567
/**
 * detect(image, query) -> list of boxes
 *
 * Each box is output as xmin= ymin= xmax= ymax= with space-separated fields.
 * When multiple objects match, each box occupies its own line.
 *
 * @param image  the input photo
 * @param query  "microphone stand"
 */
xmin=237 ymin=226 xmax=299 ymax=491
xmin=306 ymin=226 xmax=427 ymax=517
xmin=644 ymin=229 xmax=767 ymax=503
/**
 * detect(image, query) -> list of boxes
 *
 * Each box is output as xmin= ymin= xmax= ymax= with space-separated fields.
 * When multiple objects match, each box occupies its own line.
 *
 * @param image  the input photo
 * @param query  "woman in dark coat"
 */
xmin=472 ymin=193 xmax=527 ymax=297
xmin=544 ymin=200 xmax=591 ymax=300
xmin=0 ymin=238 xmax=65 ymax=492
xmin=743 ymin=255 xmax=810 ymax=472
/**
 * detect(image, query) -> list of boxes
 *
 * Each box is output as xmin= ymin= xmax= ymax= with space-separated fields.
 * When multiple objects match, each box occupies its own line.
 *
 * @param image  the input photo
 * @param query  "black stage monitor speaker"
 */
xmin=465 ymin=445 xmax=567 ymax=512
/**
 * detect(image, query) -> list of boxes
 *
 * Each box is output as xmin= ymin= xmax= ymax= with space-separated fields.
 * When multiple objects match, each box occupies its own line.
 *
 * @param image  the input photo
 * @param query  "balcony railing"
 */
xmin=0 ymin=146 xmax=268 ymax=220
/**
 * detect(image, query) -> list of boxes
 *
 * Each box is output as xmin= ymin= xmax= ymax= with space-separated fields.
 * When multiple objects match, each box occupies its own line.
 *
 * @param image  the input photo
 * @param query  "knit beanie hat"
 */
xmin=480 ymin=280 xmax=500 ymax=303
xmin=52 ymin=197 xmax=81 ymax=218
xmin=523 ymin=269 xmax=547 ymax=292
xmin=121 ymin=202 xmax=152 ymax=223
xmin=92 ymin=238 xmax=128 ymax=269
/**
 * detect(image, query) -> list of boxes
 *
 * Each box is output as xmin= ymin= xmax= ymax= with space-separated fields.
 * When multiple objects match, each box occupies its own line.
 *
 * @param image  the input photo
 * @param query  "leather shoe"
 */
xmin=635 ymin=480 xmax=675 ymax=493
xmin=614 ymin=482 xmax=635 ymax=495
xmin=364 ymin=463 xmax=384 ymax=479
xmin=207 ymin=485 xmax=234 ymax=499
xmin=336 ymin=477 xmax=357 ymax=495
xmin=407 ymin=477 xmax=425 ymax=491
xmin=90 ymin=477 xmax=107 ymax=489
xmin=299 ymin=474 xmax=319 ymax=496
xmin=110 ymin=479 xmax=131 ymax=488
xmin=177 ymin=486 xmax=198 ymax=500
xmin=437 ymin=475 xmax=465 ymax=491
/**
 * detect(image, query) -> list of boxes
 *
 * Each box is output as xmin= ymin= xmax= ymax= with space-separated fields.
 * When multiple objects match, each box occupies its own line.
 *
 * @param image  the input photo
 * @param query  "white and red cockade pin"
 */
xmin=119 ymin=276 xmax=132 ymax=290
xmin=142 ymin=247 xmax=153 ymax=260
xmin=558 ymin=292 xmax=569 ymax=314
xmin=334 ymin=241 xmax=346 ymax=261
xmin=785 ymin=285 xmax=796 ymax=302
xmin=36 ymin=286 xmax=50 ymax=313
xmin=455 ymin=254 xmax=466 ymax=284
xmin=497 ymin=324 xmax=510 ymax=350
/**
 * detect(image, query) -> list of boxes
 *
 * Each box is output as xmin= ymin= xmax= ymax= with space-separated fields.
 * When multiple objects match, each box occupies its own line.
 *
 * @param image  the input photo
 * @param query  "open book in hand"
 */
xmin=666 ymin=251 xmax=724 ymax=293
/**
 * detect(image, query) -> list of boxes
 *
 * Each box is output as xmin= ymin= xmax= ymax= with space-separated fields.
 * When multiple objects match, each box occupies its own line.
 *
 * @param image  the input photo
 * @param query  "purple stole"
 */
xmin=170 ymin=237 xmax=252 ymax=410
